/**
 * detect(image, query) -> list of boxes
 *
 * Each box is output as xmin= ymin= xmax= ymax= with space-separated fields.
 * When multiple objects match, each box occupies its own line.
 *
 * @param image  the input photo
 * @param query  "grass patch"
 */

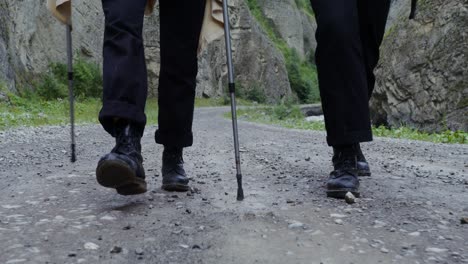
xmin=0 ymin=96 xmax=102 ymax=129
xmin=0 ymin=95 xmax=255 ymax=130
xmin=245 ymin=0 xmax=319 ymax=103
xmin=229 ymin=105 xmax=468 ymax=144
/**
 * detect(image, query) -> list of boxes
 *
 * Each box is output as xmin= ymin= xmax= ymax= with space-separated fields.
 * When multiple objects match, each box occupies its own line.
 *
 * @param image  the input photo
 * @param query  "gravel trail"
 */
xmin=0 ymin=107 xmax=467 ymax=264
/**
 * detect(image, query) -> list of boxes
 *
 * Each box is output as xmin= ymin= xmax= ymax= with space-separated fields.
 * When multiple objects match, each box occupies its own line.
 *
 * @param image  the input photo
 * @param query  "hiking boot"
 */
xmin=333 ymin=144 xmax=371 ymax=176
xmin=161 ymin=146 xmax=189 ymax=192
xmin=327 ymin=144 xmax=360 ymax=198
xmin=357 ymin=149 xmax=371 ymax=176
xmin=96 ymin=121 xmax=147 ymax=195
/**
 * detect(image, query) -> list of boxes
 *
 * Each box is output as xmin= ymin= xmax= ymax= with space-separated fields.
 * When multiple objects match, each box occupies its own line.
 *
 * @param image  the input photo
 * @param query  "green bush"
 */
xmin=36 ymin=72 xmax=68 ymax=100
xmin=245 ymin=83 xmax=267 ymax=103
xmin=285 ymin=49 xmax=319 ymax=103
xmin=74 ymin=58 xmax=102 ymax=98
xmin=35 ymin=58 xmax=102 ymax=100
xmin=272 ymin=103 xmax=304 ymax=120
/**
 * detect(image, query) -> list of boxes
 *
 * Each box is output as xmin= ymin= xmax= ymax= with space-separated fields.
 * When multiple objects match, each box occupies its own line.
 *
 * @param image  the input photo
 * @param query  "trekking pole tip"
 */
xmin=237 ymin=188 xmax=244 ymax=201
xmin=236 ymin=173 xmax=244 ymax=201
xmin=71 ymin=143 xmax=76 ymax=163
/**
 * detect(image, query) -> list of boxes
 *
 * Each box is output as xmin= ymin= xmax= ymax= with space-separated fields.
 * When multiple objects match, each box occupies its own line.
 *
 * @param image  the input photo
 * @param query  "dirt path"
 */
xmin=0 ymin=107 xmax=467 ymax=264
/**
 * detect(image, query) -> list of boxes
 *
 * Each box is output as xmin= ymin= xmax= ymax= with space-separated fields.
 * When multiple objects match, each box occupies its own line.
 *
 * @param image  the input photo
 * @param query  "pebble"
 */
xmin=425 ymin=247 xmax=448 ymax=253
xmin=345 ymin=192 xmax=356 ymax=204
xmin=192 ymin=245 xmax=201 ymax=250
xmin=461 ymin=217 xmax=468 ymax=224
xmin=334 ymin=219 xmax=344 ymax=225
xmin=84 ymin=242 xmax=99 ymax=250
xmin=100 ymin=215 xmax=116 ymax=221
xmin=110 ymin=246 xmax=122 ymax=254
xmin=380 ymin=247 xmax=389 ymax=253
xmin=330 ymin=214 xmax=347 ymax=218
xmin=373 ymin=220 xmax=387 ymax=228
xmin=135 ymin=248 xmax=144 ymax=255
xmin=408 ymin=231 xmax=421 ymax=237
xmin=288 ymin=221 xmax=304 ymax=229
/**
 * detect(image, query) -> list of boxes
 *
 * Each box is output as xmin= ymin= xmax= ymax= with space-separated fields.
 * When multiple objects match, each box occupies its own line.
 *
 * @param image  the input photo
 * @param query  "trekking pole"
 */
xmin=222 ymin=0 xmax=244 ymax=201
xmin=66 ymin=24 xmax=77 ymax=162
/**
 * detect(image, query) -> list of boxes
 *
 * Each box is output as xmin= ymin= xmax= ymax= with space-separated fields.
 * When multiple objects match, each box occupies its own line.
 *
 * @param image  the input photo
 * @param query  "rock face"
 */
xmin=0 ymin=0 xmax=291 ymax=101
xmin=197 ymin=0 xmax=291 ymax=101
xmin=256 ymin=0 xmax=316 ymax=59
xmin=0 ymin=0 xmax=104 ymax=91
xmin=371 ymin=0 xmax=468 ymax=132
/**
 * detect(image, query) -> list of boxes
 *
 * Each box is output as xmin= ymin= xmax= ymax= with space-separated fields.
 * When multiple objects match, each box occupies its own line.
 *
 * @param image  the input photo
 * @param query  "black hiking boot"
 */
xmin=333 ymin=144 xmax=371 ymax=176
xmin=96 ymin=121 xmax=147 ymax=195
xmin=161 ymin=147 xmax=189 ymax=192
xmin=327 ymin=144 xmax=361 ymax=199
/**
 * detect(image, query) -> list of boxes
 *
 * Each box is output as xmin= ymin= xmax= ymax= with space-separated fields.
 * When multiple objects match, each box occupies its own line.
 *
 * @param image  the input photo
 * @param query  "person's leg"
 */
xmin=95 ymin=0 xmax=148 ymax=195
xmin=311 ymin=0 xmax=371 ymax=147
xmin=156 ymin=0 xmax=206 ymax=192
xmin=310 ymin=0 xmax=392 ymax=198
xmin=155 ymin=0 xmax=206 ymax=148
xmin=353 ymin=0 xmax=391 ymax=176
xmin=99 ymin=0 xmax=148 ymax=136
xmin=357 ymin=0 xmax=391 ymax=99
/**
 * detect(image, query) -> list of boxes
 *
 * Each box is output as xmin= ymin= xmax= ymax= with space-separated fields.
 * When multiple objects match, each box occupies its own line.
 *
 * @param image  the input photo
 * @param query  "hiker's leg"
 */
xmin=155 ymin=0 xmax=206 ymax=148
xmin=99 ymin=0 xmax=148 ymax=136
xmin=310 ymin=0 xmax=371 ymax=146
xmin=96 ymin=0 xmax=148 ymax=196
xmin=357 ymin=0 xmax=391 ymax=98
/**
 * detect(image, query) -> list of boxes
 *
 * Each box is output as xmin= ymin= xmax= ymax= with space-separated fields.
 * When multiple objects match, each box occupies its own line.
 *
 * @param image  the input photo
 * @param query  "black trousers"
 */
xmin=310 ymin=0 xmax=390 ymax=146
xmin=99 ymin=0 xmax=206 ymax=148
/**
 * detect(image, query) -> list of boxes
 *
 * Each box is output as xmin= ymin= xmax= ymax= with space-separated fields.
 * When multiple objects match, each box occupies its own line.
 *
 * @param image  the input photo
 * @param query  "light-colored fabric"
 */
xmin=47 ymin=0 xmax=72 ymax=25
xmin=47 ymin=0 xmax=225 ymax=54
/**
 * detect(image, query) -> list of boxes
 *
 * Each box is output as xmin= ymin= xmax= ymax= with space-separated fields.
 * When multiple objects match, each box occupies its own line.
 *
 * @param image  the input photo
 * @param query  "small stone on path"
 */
xmin=425 ymin=247 xmax=448 ymax=253
xmin=381 ymin=247 xmax=389 ymax=253
xmin=288 ymin=221 xmax=304 ymax=229
xmin=135 ymin=248 xmax=144 ymax=255
xmin=84 ymin=242 xmax=99 ymax=250
xmin=110 ymin=246 xmax=122 ymax=254
xmin=345 ymin=192 xmax=356 ymax=204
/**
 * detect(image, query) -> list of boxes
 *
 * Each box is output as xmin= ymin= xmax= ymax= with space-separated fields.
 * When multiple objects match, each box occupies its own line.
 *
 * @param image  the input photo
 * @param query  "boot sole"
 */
xmin=358 ymin=170 xmax=372 ymax=176
xmin=96 ymin=160 xmax=147 ymax=196
xmin=327 ymin=189 xmax=360 ymax=199
xmin=162 ymin=183 xmax=190 ymax=192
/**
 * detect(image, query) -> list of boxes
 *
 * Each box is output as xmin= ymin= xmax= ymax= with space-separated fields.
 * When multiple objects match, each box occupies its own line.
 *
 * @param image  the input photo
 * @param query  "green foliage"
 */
xmin=245 ymin=0 xmax=319 ymax=103
xmin=74 ymin=58 xmax=103 ymax=98
xmin=36 ymin=71 xmax=68 ymax=100
xmin=373 ymin=125 xmax=467 ymax=144
xmin=35 ymin=58 xmax=102 ymax=100
xmin=237 ymin=82 xmax=267 ymax=103
xmin=285 ymin=49 xmax=319 ymax=103
xmin=294 ymin=0 xmax=314 ymax=17
xmin=272 ymin=103 xmax=304 ymax=120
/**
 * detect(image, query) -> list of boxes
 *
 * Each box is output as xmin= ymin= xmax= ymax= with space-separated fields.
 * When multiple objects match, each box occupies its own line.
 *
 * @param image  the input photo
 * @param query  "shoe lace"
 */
xmin=333 ymin=151 xmax=358 ymax=178
xmin=113 ymin=125 xmax=141 ymax=157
